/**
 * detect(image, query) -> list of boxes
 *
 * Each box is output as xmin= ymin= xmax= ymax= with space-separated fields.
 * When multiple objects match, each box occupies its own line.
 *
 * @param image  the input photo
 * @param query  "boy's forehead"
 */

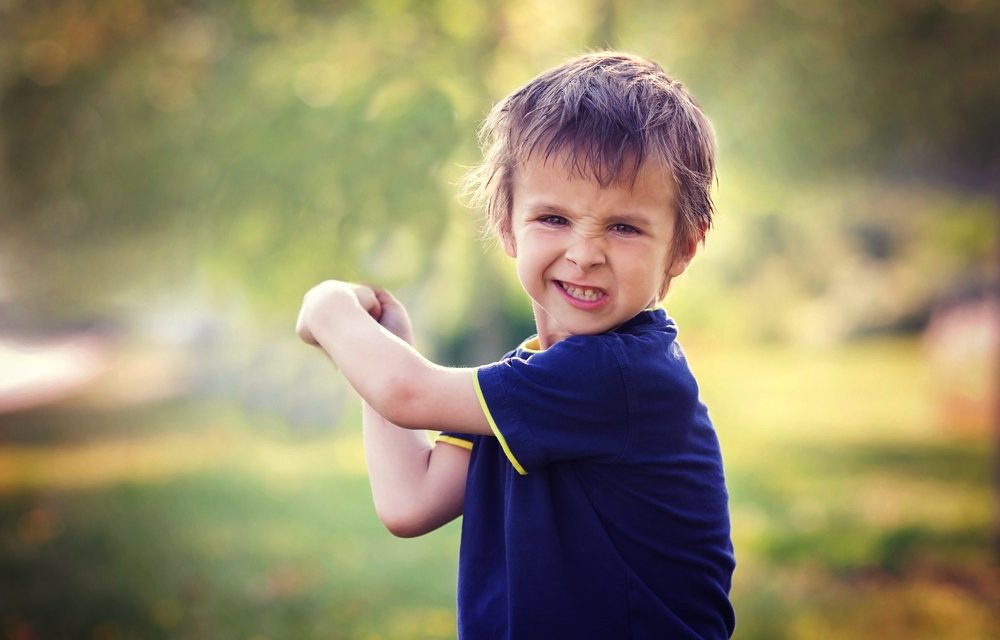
xmin=515 ymin=150 xmax=676 ymax=198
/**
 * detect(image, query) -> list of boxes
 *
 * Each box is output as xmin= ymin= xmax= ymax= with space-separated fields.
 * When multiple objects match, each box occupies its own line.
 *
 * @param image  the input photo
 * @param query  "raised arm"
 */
xmin=297 ymin=283 xmax=482 ymax=537
xmin=296 ymin=280 xmax=491 ymax=436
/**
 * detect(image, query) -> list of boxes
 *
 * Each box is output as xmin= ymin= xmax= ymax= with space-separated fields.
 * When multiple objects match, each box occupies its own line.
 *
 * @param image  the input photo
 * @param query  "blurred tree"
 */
xmin=640 ymin=0 xmax=1000 ymax=186
xmin=0 ymin=0 xmax=995 ymax=341
xmin=0 ymin=1 xmax=467 ymax=326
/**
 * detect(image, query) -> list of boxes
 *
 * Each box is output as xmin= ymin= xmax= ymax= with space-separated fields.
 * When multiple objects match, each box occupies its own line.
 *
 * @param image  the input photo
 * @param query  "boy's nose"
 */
xmin=565 ymin=234 xmax=607 ymax=269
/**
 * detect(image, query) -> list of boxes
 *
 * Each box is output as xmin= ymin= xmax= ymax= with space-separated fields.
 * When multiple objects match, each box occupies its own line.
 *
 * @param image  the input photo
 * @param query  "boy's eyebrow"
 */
xmin=530 ymin=203 xmax=570 ymax=216
xmin=609 ymin=212 xmax=654 ymax=227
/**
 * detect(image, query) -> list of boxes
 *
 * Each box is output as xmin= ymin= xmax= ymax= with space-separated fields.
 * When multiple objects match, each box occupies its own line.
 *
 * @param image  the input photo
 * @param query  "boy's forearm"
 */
xmin=301 ymin=282 xmax=490 ymax=435
xmin=311 ymin=299 xmax=433 ymax=425
xmin=306 ymin=292 xmax=483 ymax=435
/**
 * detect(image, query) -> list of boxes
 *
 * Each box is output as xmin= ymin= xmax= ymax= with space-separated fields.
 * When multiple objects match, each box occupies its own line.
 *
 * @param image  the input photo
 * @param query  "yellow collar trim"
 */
xmin=519 ymin=336 xmax=544 ymax=353
xmin=518 ymin=309 xmax=661 ymax=353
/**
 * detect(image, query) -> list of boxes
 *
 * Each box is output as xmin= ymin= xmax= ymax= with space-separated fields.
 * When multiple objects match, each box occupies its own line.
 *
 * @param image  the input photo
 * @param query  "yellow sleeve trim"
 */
xmin=435 ymin=435 xmax=474 ymax=451
xmin=473 ymin=370 xmax=528 ymax=476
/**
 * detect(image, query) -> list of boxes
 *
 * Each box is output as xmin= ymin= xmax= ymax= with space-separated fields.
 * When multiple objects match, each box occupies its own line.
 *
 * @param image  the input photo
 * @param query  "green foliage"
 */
xmin=0 ymin=0 xmax=996 ymax=334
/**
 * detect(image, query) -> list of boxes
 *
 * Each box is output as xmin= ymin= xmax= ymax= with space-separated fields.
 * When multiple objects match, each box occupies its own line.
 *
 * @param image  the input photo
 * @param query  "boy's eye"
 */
xmin=610 ymin=223 xmax=641 ymax=236
xmin=539 ymin=215 xmax=569 ymax=227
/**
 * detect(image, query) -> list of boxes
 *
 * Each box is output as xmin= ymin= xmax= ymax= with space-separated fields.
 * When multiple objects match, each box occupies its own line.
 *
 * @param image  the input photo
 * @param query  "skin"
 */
xmin=296 ymin=282 xmax=484 ymax=537
xmin=296 ymin=153 xmax=696 ymax=536
xmin=358 ymin=289 xmax=470 ymax=538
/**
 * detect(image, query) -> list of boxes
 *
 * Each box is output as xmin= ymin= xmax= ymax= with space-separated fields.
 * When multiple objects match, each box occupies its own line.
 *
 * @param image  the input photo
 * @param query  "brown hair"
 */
xmin=464 ymin=51 xmax=717 ymax=259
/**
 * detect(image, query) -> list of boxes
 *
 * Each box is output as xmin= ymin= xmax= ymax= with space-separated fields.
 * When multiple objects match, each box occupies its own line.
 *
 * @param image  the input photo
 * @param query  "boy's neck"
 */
xmin=531 ymin=303 xmax=570 ymax=350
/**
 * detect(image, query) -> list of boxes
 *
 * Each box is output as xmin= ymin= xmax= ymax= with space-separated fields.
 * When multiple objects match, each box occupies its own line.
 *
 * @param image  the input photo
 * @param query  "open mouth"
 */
xmin=557 ymin=280 xmax=607 ymax=303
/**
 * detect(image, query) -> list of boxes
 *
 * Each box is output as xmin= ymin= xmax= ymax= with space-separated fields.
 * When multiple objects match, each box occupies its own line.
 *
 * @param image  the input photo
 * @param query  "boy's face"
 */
xmin=505 ymin=153 xmax=694 ymax=348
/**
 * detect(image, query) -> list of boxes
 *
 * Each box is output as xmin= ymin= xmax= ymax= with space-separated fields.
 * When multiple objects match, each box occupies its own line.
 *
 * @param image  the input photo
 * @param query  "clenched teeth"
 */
xmin=560 ymin=282 xmax=605 ymax=301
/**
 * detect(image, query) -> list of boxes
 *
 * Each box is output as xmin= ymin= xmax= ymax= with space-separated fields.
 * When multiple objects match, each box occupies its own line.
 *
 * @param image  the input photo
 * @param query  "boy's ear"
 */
xmin=666 ymin=236 xmax=698 ymax=278
xmin=501 ymin=231 xmax=517 ymax=258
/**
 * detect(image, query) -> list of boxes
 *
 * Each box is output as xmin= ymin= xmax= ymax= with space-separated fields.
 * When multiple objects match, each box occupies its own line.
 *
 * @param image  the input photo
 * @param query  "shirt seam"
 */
xmin=567 ymin=463 xmax=636 ymax=634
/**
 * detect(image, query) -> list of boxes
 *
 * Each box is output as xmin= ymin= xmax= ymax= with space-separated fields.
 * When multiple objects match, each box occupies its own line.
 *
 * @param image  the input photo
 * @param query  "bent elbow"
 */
xmin=377 ymin=506 xmax=431 ymax=539
xmin=383 ymin=519 xmax=427 ymax=539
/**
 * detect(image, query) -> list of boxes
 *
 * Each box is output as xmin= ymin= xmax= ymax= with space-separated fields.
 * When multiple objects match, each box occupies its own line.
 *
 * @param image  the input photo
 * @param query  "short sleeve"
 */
xmin=435 ymin=432 xmax=475 ymax=451
xmin=474 ymin=335 xmax=630 ymax=474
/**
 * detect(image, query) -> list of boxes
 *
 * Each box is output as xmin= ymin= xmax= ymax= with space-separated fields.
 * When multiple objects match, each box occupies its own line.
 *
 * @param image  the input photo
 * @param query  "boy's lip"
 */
xmin=554 ymin=280 xmax=610 ymax=309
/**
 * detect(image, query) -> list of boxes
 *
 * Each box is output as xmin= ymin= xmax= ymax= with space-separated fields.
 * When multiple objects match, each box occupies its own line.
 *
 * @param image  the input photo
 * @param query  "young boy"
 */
xmin=297 ymin=52 xmax=735 ymax=639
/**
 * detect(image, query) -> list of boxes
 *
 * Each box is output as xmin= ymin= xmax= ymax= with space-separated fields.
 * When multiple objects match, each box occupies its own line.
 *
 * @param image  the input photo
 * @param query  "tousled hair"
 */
xmin=463 ymin=51 xmax=717 ymax=260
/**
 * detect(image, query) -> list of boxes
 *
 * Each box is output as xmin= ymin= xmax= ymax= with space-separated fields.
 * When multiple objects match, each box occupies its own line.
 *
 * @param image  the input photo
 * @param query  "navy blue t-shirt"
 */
xmin=439 ymin=309 xmax=735 ymax=639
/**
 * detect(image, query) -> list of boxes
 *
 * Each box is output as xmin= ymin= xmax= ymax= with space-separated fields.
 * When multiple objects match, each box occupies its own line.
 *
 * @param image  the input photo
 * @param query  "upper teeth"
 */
xmin=562 ymin=283 xmax=603 ymax=301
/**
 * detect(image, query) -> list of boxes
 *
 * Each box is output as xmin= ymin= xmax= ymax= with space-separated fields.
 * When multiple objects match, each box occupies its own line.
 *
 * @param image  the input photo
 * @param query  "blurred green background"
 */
xmin=0 ymin=0 xmax=997 ymax=638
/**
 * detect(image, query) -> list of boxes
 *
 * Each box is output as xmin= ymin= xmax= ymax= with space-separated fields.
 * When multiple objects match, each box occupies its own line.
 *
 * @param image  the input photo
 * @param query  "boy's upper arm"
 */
xmin=401 ymin=366 xmax=493 ymax=437
xmin=416 ymin=437 xmax=471 ymax=532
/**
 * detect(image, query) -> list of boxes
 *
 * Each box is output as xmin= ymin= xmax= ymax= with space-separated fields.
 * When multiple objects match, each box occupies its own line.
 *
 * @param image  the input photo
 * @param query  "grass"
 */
xmin=1 ymin=338 xmax=996 ymax=639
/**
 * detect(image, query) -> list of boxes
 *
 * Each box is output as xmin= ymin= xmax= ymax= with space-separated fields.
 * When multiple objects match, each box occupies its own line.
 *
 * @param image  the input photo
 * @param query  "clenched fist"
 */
xmin=296 ymin=280 xmax=382 ymax=346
